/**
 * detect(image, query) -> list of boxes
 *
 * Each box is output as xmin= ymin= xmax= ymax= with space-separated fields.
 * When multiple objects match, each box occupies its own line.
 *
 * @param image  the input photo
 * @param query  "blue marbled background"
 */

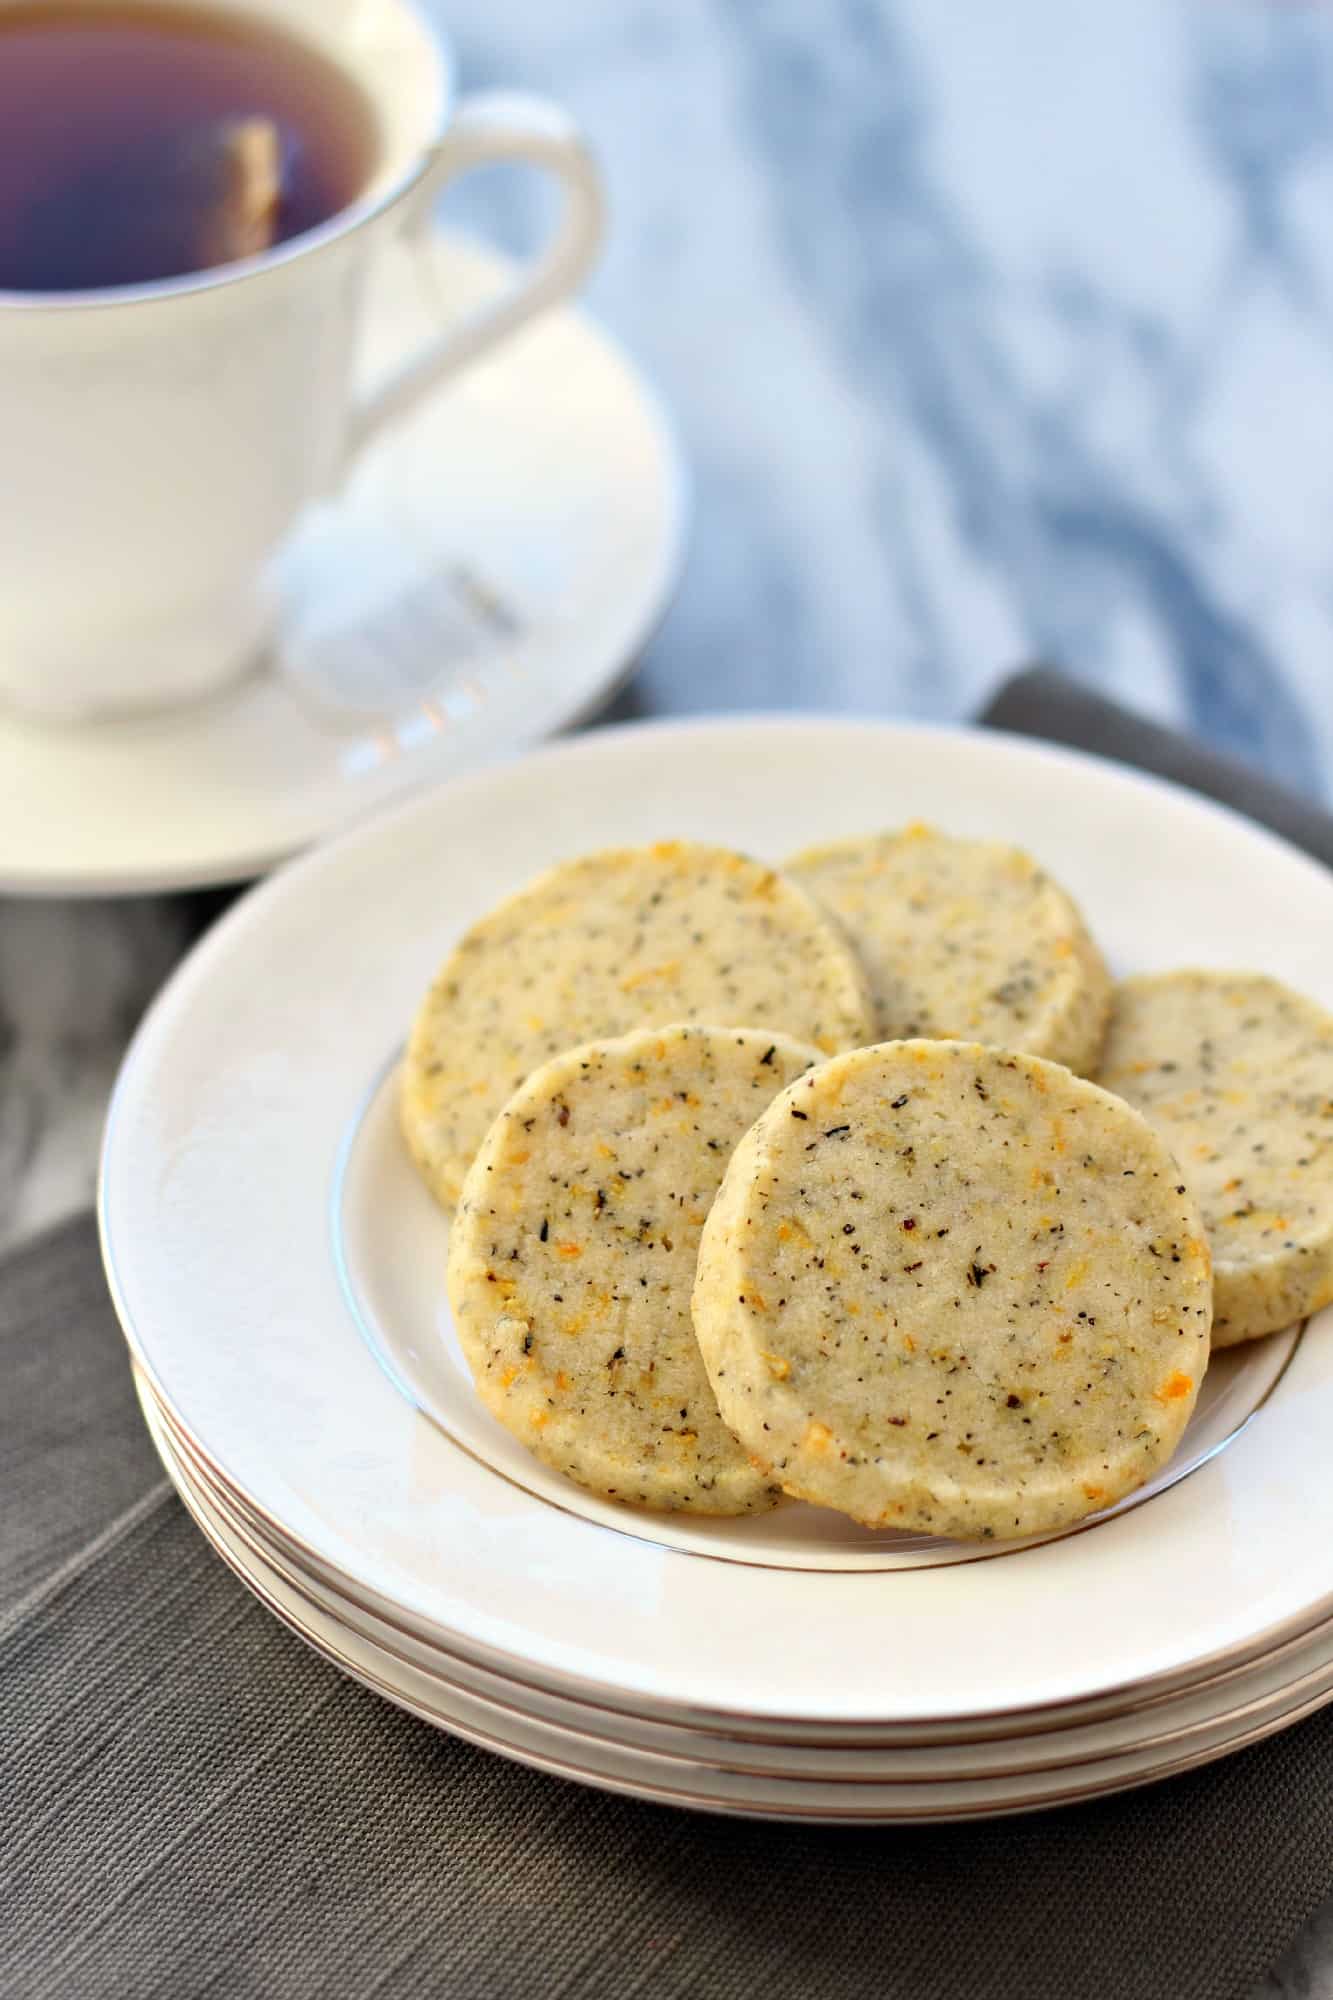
xmin=441 ymin=0 xmax=1333 ymax=795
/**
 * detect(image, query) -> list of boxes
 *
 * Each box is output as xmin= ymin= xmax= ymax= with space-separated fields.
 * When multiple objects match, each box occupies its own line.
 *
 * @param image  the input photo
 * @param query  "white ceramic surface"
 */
xmin=0 ymin=0 xmax=602 ymax=716
xmin=100 ymin=718 xmax=1333 ymax=1731
xmin=140 ymin=1368 xmax=1333 ymax=1821
xmin=154 ymin=1359 xmax=1333 ymax=1761
xmin=0 ymin=232 xmax=685 ymax=895
xmin=145 ymin=1366 xmax=1333 ymax=1782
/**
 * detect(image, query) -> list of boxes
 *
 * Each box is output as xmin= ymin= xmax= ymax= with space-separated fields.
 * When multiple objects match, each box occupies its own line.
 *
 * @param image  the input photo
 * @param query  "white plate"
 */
xmin=0 ymin=232 xmax=685 ymax=897
xmin=139 ymin=1367 xmax=1333 ymax=1821
xmin=101 ymin=717 xmax=1333 ymax=1736
xmin=144 ymin=1365 xmax=1333 ymax=1784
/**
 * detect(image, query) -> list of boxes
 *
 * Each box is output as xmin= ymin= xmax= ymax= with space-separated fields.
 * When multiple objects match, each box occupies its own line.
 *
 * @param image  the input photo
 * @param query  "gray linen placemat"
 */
xmin=986 ymin=666 xmax=1333 ymax=872
xmin=6 ymin=671 xmax=1333 ymax=2000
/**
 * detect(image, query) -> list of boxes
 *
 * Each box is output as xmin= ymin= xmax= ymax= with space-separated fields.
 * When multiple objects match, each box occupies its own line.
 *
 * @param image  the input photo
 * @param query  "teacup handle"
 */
xmin=345 ymin=91 xmax=605 ymax=464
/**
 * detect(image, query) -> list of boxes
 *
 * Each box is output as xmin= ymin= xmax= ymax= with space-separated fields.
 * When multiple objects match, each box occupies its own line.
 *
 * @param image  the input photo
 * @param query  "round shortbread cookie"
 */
xmin=403 ymin=841 xmax=875 ymax=1208
xmin=447 ymin=1023 xmax=822 ymax=1514
xmin=1098 ymin=971 xmax=1333 ymax=1346
xmin=691 ymin=1040 xmax=1212 ymax=1541
xmin=786 ymin=825 xmax=1112 ymax=1074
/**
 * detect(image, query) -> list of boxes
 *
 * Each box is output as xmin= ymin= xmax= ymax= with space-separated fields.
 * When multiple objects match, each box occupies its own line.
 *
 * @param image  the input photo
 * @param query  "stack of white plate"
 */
xmin=102 ymin=719 xmax=1333 ymax=1821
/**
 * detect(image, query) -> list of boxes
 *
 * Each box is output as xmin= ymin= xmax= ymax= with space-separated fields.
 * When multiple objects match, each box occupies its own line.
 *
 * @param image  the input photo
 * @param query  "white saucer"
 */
xmin=0 ymin=232 xmax=686 ymax=897
xmin=101 ymin=719 xmax=1333 ymax=1792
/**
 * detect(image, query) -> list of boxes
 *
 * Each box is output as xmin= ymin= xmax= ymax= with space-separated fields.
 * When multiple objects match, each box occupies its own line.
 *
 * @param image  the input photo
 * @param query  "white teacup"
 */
xmin=0 ymin=0 xmax=604 ymax=721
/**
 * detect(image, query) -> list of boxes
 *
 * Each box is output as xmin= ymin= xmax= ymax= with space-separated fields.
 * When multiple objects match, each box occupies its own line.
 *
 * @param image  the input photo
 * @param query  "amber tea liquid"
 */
xmin=0 ymin=2 xmax=381 ymax=291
